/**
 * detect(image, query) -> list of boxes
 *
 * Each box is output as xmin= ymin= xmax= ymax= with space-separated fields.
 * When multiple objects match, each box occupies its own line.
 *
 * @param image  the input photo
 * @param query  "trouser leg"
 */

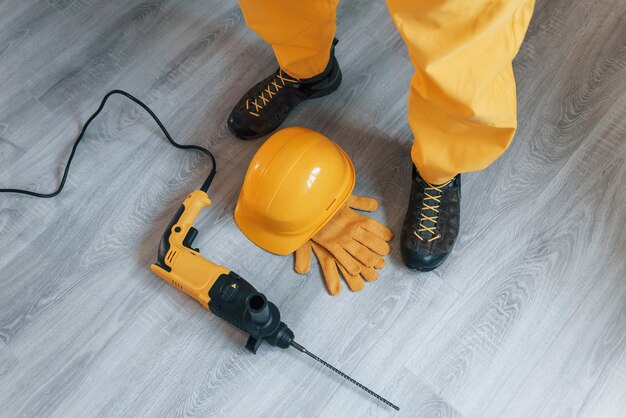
xmin=387 ymin=0 xmax=535 ymax=184
xmin=238 ymin=0 xmax=340 ymax=79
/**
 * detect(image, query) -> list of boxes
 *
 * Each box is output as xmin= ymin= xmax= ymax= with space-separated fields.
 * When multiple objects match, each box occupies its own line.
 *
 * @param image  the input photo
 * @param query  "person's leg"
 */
xmin=387 ymin=0 xmax=535 ymax=270
xmin=238 ymin=0 xmax=339 ymax=79
xmin=229 ymin=0 xmax=342 ymax=139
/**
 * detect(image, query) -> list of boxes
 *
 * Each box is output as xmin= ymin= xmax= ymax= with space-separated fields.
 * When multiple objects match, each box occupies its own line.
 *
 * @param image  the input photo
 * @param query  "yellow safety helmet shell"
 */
xmin=235 ymin=127 xmax=355 ymax=255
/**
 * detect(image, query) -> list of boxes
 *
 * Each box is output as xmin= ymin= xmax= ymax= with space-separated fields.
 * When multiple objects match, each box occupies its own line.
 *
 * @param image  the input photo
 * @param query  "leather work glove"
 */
xmin=309 ymin=194 xmax=394 ymax=275
xmin=295 ymin=241 xmax=385 ymax=295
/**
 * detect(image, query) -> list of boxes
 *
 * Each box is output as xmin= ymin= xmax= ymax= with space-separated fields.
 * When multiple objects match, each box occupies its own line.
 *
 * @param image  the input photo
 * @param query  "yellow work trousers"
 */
xmin=238 ymin=0 xmax=535 ymax=184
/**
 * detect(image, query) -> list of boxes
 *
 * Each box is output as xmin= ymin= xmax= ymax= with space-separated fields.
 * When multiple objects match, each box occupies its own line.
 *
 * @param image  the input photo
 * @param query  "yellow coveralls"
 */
xmin=238 ymin=0 xmax=535 ymax=184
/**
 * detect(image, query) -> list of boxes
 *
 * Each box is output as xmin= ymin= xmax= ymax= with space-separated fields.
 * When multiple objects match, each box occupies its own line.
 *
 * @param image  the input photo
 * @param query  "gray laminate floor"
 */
xmin=1 ymin=0 xmax=625 ymax=417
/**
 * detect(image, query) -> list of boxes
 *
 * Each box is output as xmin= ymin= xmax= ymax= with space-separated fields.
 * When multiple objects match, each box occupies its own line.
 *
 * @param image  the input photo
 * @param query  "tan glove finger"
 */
xmin=294 ymin=241 xmax=313 ymax=274
xmin=375 ymin=257 xmax=385 ymax=269
xmin=347 ymin=194 xmax=378 ymax=212
xmin=340 ymin=208 xmax=394 ymax=241
xmin=352 ymin=227 xmax=391 ymax=255
xmin=311 ymin=243 xmax=342 ymax=295
xmin=313 ymin=240 xmax=362 ymax=275
xmin=358 ymin=264 xmax=379 ymax=282
xmin=360 ymin=216 xmax=394 ymax=241
xmin=314 ymin=239 xmax=374 ymax=278
xmin=336 ymin=263 xmax=366 ymax=292
xmin=344 ymin=240 xmax=384 ymax=268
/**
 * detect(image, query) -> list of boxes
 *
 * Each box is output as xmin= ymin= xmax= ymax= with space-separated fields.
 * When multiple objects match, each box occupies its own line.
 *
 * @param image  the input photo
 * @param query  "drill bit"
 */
xmin=290 ymin=341 xmax=399 ymax=411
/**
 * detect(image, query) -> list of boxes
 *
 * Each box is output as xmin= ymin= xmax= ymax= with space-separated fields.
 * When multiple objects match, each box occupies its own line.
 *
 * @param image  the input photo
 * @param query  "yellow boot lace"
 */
xmin=246 ymin=70 xmax=300 ymax=117
xmin=413 ymin=179 xmax=453 ymax=242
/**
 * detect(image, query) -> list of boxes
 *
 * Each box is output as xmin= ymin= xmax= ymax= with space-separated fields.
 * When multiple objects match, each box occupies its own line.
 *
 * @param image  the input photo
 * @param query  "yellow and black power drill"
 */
xmin=150 ymin=187 xmax=398 ymax=410
xmin=0 ymin=90 xmax=398 ymax=410
xmin=150 ymin=189 xmax=295 ymax=353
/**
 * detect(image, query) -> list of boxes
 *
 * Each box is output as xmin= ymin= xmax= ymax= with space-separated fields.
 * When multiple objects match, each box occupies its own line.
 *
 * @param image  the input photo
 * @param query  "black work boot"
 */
xmin=401 ymin=167 xmax=461 ymax=271
xmin=227 ymin=39 xmax=342 ymax=140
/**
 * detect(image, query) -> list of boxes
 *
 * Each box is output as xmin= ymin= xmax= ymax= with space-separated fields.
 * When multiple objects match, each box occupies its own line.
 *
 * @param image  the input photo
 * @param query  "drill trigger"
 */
xmin=183 ymin=227 xmax=199 ymax=250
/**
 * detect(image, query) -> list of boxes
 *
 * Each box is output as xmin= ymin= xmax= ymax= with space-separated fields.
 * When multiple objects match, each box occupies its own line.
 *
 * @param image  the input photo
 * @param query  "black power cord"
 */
xmin=0 ymin=89 xmax=217 ymax=197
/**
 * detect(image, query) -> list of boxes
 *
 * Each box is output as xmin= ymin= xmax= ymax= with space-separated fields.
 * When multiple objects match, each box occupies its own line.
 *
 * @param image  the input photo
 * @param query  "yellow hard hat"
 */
xmin=234 ymin=127 xmax=355 ymax=255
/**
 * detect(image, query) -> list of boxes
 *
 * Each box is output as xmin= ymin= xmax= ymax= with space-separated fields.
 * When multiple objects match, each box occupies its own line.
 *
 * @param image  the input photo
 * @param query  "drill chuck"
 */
xmin=248 ymin=293 xmax=271 ymax=325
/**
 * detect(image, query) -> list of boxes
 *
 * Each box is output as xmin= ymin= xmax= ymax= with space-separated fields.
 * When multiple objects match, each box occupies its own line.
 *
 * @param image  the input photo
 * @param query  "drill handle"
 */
xmin=156 ymin=190 xmax=211 ymax=264
xmin=152 ymin=190 xmax=230 ymax=308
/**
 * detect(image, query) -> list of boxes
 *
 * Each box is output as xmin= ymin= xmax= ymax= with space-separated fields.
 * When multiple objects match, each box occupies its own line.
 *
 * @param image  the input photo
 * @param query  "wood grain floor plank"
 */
xmin=0 ymin=340 xmax=18 ymax=380
xmin=501 ymin=260 xmax=626 ymax=417
xmin=579 ymin=348 xmax=626 ymax=418
xmin=0 ymin=0 xmax=625 ymax=417
xmin=362 ymin=367 xmax=466 ymax=418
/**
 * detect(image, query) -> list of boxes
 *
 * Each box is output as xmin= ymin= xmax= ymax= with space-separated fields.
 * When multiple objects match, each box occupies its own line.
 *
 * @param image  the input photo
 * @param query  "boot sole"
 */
xmin=404 ymin=263 xmax=442 ymax=272
xmin=402 ymin=249 xmax=450 ymax=272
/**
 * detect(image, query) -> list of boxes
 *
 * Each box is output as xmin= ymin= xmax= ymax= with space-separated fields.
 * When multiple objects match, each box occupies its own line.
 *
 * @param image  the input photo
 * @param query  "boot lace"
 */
xmin=246 ymin=69 xmax=299 ymax=117
xmin=413 ymin=179 xmax=453 ymax=242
